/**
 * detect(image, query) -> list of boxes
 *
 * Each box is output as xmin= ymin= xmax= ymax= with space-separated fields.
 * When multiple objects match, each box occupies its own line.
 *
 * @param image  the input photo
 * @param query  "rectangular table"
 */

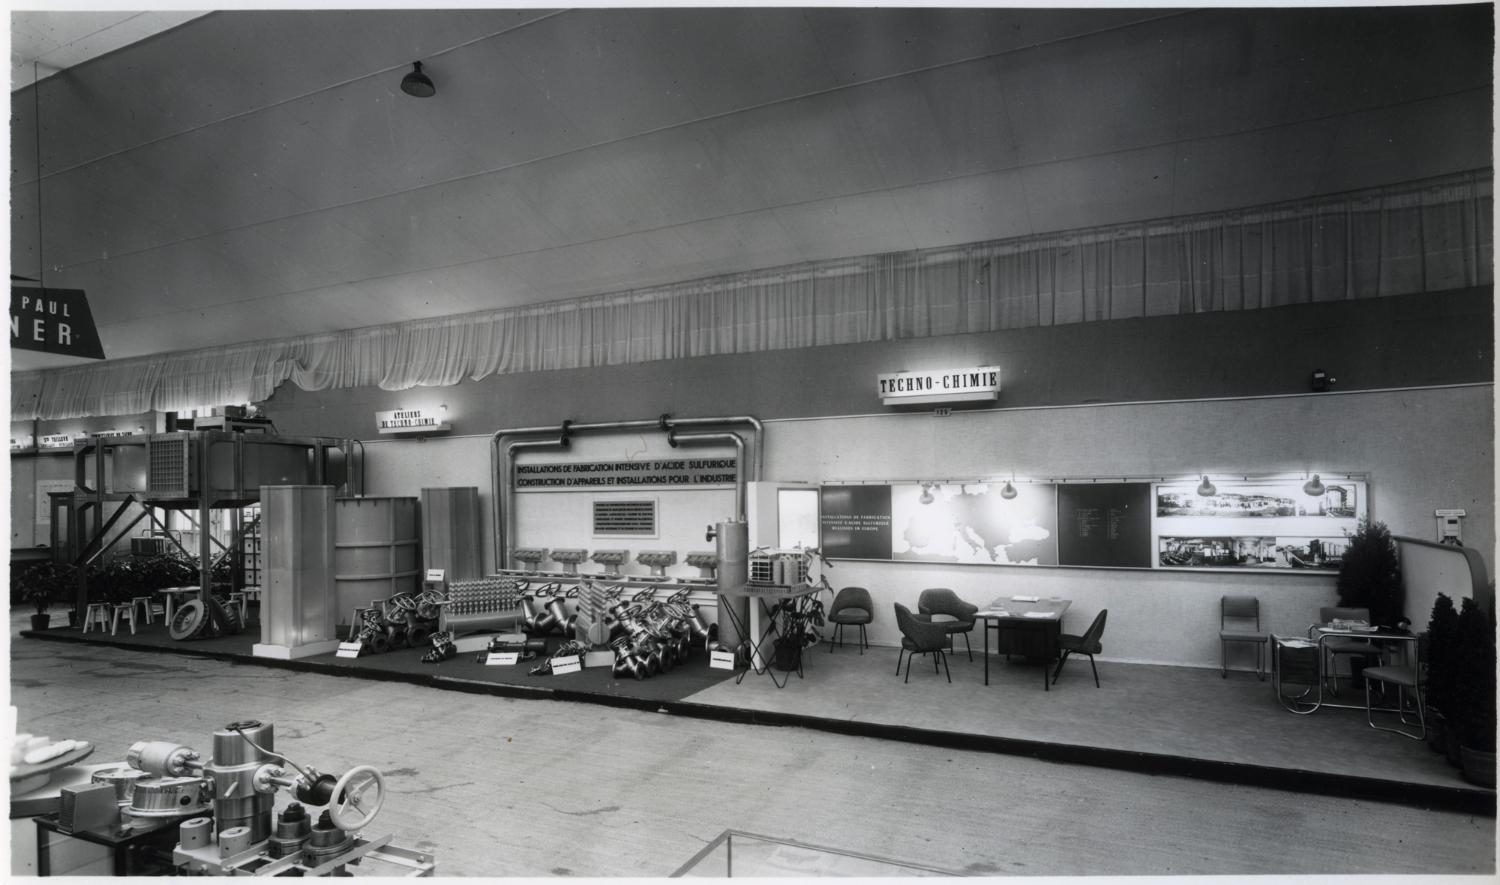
xmin=977 ymin=596 xmax=1071 ymax=690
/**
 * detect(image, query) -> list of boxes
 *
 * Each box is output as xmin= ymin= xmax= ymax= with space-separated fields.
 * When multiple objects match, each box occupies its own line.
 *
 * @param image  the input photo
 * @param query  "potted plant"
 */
xmin=1452 ymin=596 xmax=1496 ymax=787
xmin=1424 ymin=593 xmax=1461 ymax=759
xmin=1335 ymin=518 xmax=1404 ymax=628
xmin=15 ymin=561 xmax=77 ymax=631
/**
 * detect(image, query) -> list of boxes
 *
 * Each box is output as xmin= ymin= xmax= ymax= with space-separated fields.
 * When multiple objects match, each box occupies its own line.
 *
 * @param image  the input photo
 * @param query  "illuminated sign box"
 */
xmin=878 ymin=366 xmax=1000 ymax=406
xmin=375 ymin=408 xmax=450 ymax=434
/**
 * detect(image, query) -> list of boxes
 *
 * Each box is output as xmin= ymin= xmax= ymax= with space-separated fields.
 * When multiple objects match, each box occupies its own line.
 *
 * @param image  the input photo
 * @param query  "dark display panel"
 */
xmin=1056 ymin=483 xmax=1152 ymax=568
xmin=818 ymin=485 xmax=892 ymax=560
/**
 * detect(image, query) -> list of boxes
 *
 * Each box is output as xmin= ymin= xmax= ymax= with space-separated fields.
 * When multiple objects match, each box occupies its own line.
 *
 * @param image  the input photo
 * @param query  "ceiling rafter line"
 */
xmin=41 ymin=83 xmax=1493 ymax=279
xmin=18 ymin=8 xmax=570 ymax=183
xmin=87 ymin=168 xmax=1490 ymax=334
xmin=18 ymin=7 xmax=1193 ymax=189
xmin=11 ymin=11 xmax=203 ymax=91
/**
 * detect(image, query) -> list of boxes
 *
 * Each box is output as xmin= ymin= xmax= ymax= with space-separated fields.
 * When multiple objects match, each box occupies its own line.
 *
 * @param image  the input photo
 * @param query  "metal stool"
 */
xmin=82 ymin=603 xmax=111 ymax=633
xmin=111 ymin=603 xmax=138 ymax=635
xmin=131 ymin=596 xmax=155 ymax=625
xmin=226 ymin=591 xmax=247 ymax=621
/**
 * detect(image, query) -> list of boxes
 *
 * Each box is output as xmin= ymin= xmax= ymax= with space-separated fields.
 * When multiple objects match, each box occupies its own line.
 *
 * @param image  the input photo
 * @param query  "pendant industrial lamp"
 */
xmin=1196 ymin=475 xmax=1217 ymax=497
xmin=1302 ymin=474 xmax=1325 ymax=497
xmin=400 ymin=61 xmax=435 ymax=98
xmin=1000 ymin=473 xmax=1018 ymax=499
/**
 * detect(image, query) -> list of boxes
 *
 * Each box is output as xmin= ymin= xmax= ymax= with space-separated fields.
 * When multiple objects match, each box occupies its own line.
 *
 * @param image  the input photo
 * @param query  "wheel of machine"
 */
xmin=168 ymin=599 xmax=209 ymax=640
xmin=368 ymin=631 xmax=392 ymax=654
xmin=218 ymin=600 xmax=245 ymax=635
xmin=202 ymin=595 xmax=233 ymax=635
xmin=328 ymin=766 xmax=386 ymax=831
xmin=407 ymin=626 xmax=431 ymax=648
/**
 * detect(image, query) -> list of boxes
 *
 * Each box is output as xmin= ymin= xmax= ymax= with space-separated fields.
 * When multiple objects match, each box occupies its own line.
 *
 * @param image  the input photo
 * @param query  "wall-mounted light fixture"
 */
xmin=400 ymin=61 xmax=435 ymax=98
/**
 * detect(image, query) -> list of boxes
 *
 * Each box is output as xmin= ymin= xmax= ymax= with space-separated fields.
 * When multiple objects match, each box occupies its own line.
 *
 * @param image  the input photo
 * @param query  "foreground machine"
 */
xmin=105 ymin=719 xmax=433 ymax=876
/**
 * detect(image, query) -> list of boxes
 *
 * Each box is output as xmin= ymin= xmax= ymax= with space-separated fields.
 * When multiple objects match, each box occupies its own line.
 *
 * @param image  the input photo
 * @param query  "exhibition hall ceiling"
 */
xmin=8 ymin=6 xmax=1493 ymax=370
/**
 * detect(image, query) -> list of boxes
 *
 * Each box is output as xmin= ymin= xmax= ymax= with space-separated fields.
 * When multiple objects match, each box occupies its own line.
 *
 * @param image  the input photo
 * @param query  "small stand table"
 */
xmin=719 ymin=582 xmax=822 ymax=689
xmin=154 ymin=586 xmax=201 ymax=624
xmin=1273 ymin=626 xmax=1416 ymax=714
xmin=977 ymin=596 xmax=1072 ymax=691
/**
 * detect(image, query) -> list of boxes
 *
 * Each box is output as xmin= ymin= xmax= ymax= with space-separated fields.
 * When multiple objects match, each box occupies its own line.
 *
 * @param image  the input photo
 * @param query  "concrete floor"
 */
xmin=8 ymin=611 xmax=1495 ymax=878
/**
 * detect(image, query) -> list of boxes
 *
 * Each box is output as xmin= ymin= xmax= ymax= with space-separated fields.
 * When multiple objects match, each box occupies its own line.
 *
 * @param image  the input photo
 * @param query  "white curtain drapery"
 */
xmin=12 ymin=171 xmax=1491 ymax=420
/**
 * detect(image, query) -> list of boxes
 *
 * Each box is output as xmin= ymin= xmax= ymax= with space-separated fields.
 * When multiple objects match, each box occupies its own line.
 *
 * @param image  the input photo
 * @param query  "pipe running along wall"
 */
xmin=489 ymin=415 xmax=762 ymax=573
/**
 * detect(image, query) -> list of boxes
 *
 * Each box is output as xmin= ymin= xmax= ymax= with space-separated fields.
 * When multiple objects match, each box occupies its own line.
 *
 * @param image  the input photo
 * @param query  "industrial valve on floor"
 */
xmin=121 ymin=719 xmax=433 ymax=876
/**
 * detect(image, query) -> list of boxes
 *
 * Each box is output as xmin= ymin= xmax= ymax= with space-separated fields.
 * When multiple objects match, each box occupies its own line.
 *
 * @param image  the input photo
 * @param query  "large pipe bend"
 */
xmin=667 ymin=430 xmax=746 ymax=523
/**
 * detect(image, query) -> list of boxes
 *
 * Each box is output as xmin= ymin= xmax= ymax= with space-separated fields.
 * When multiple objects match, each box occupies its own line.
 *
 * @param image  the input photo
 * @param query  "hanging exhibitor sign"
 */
xmin=10 ymin=287 xmax=105 ymax=359
xmin=878 ymin=366 xmax=1000 ymax=405
xmin=374 ymin=408 xmax=450 ymax=434
xmin=38 ymin=434 xmax=77 ymax=450
xmin=515 ymin=458 xmax=738 ymax=490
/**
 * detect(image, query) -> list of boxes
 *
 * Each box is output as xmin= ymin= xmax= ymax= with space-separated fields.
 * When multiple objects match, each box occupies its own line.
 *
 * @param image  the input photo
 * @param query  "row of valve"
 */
xmin=518 ymin=584 xmax=718 ymax=680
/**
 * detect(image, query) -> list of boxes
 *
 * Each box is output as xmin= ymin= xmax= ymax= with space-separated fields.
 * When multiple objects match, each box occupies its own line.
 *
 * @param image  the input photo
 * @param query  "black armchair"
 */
xmin=918 ymin=588 xmax=977 ymax=661
xmin=894 ymin=603 xmax=950 ymax=683
xmin=827 ymin=586 xmax=874 ymax=653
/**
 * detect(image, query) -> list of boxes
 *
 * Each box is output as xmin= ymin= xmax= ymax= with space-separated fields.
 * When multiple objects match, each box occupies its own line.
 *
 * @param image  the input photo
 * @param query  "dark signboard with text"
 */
xmin=10 ymin=287 xmax=104 ymax=359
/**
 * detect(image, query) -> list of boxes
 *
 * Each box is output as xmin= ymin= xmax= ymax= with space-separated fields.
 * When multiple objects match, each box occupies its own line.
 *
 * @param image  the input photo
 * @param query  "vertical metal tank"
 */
xmin=208 ymin=720 xmax=276 ymax=843
xmin=334 ymin=497 xmax=420 ymax=622
xmin=713 ymin=519 xmax=749 ymax=649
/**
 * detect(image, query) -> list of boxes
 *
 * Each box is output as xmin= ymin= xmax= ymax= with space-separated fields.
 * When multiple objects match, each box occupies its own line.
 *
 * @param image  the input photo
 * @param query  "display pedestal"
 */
xmin=252 ymin=640 xmax=341 ymax=660
xmin=258 ymin=485 xmax=339 ymax=659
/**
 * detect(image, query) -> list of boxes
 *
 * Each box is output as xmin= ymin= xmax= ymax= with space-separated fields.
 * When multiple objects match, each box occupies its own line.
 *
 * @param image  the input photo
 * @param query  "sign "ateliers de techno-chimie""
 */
xmin=877 ymin=366 xmax=1001 ymax=406
xmin=10 ymin=287 xmax=105 ymax=359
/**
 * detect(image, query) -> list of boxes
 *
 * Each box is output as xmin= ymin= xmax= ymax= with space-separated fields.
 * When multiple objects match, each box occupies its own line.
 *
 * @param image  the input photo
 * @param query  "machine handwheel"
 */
xmin=328 ymin=765 xmax=385 ymax=830
xmin=168 ymin=599 xmax=208 ymax=640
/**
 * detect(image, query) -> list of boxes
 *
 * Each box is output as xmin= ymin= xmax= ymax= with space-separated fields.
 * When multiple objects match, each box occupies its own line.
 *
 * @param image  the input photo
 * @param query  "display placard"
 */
xmin=709 ymin=650 xmax=736 ymax=670
xmin=486 ymin=652 xmax=519 ymax=666
xmin=1057 ymin=483 xmax=1152 ymax=568
xmin=515 ymin=457 xmax=738 ymax=490
xmin=819 ymin=485 xmax=893 ymax=559
xmin=550 ymin=655 xmax=582 ymax=675
xmin=335 ymin=642 xmax=363 ymax=658
xmin=424 ymin=569 xmax=445 ymax=583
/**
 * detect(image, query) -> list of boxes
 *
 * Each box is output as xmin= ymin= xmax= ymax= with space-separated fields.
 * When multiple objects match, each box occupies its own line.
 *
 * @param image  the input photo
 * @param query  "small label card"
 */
xmin=425 ymin=569 xmax=445 ymax=583
xmin=486 ymin=652 xmax=520 ymax=666
xmin=709 ymin=650 xmax=736 ymax=670
xmin=336 ymin=641 xmax=363 ymax=658
xmin=551 ymin=655 xmax=582 ymax=675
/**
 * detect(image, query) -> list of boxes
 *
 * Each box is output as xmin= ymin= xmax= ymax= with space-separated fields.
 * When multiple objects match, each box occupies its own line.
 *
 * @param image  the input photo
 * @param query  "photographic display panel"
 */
xmin=819 ymin=477 xmax=1364 ymax=573
xmin=891 ymin=482 xmax=1058 ymax=565
xmin=1151 ymin=479 xmax=1366 ymax=570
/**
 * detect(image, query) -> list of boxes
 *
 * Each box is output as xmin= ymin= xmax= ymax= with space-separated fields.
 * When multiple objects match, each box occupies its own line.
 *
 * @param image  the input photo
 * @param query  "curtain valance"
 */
xmin=11 ymin=171 xmax=1491 ymax=420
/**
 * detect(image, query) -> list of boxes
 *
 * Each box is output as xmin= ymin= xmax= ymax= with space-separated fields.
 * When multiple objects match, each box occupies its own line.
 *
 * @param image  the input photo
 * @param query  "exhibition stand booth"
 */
xmin=17 ymin=409 xmax=1496 ymax=820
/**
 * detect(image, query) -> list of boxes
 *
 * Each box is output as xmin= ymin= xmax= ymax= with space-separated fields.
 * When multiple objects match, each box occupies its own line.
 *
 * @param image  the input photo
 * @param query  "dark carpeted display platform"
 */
xmin=22 ymin=618 xmax=1496 ymax=816
xmin=22 ymin=618 xmax=736 ymax=704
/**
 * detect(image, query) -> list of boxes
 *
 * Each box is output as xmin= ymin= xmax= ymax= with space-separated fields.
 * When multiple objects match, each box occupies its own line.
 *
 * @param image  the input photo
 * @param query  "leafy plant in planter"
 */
xmin=1335 ymin=518 xmax=1403 ymax=628
xmin=767 ymin=594 xmax=827 ymax=672
xmin=15 ymin=562 xmax=79 ymax=630
xmin=1452 ymin=596 xmax=1496 ymax=787
xmin=1424 ymin=593 xmax=1461 ymax=755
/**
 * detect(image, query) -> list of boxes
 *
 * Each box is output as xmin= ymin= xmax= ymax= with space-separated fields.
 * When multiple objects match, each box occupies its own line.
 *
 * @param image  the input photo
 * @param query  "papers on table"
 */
xmin=1023 ymin=611 xmax=1056 ymax=619
xmin=1011 ymin=595 xmax=1040 ymax=602
xmin=1275 ymin=636 xmax=1316 ymax=648
xmin=978 ymin=610 xmax=1010 ymax=618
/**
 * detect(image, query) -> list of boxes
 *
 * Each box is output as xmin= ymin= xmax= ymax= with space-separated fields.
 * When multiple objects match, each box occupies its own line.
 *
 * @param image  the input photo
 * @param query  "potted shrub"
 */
xmin=1335 ymin=518 xmax=1404 ymax=627
xmin=15 ymin=561 xmax=77 ymax=631
xmin=1452 ymin=596 xmax=1496 ymax=787
xmin=1424 ymin=593 xmax=1461 ymax=758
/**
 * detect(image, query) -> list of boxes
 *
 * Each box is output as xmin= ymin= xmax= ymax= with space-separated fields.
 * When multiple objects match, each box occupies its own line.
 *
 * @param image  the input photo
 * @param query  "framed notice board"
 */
xmin=1056 ymin=483 xmax=1152 ymax=568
